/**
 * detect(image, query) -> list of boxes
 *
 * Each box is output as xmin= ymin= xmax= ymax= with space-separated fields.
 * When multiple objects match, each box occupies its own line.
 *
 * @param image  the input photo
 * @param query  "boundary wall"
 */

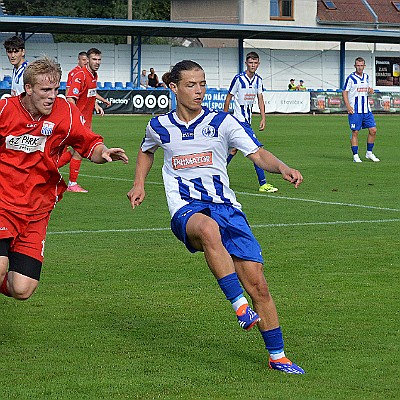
xmin=1 ymin=42 xmax=400 ymax=92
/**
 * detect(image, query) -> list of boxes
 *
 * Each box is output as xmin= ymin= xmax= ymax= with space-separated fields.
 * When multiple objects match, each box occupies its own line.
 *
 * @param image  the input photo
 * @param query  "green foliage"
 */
xmin=1 ymin=114 xmax=399 ymax=399
xmin=3 ymin=0 xmax=171 ymax=44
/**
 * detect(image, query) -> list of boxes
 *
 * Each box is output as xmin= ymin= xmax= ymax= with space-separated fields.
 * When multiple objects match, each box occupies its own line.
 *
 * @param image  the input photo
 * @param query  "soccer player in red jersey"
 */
xmin=66 ymin=51 xmax=88 ymax=92
xmin=0 ymin=56 xmax=128 ymax=300
xmin=64 ymin=48 xmax=111 ymax=192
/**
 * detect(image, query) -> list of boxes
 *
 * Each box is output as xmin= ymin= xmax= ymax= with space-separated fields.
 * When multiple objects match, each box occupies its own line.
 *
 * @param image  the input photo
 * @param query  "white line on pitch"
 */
xmin=235 ymin=191 xmax=400 ymax=212
xmin=65 ymin=173 xmax=400 ymax=212
xmin=47 ymin=218 xmax=400 ymax=235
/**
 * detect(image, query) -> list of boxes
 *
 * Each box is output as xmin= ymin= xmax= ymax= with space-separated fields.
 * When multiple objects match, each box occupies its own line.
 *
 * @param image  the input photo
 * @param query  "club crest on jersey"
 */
xmin=41 ymin=121 xmax=55 ymax=136
xmin=201 ymin=125 xmax=216 ymax=138
xmin=72 ymin=88 xmax=79 ymax=95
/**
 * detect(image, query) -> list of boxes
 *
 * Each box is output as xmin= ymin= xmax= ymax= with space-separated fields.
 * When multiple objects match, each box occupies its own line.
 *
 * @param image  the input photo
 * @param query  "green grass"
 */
xmin=1 ymin=113 xmax=399 ymax=399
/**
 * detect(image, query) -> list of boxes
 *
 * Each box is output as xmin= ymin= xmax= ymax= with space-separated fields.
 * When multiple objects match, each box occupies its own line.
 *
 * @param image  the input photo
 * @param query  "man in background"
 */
xmin=343 ymin=57 xmax=380 ymax=163
xmin=224 ymin=51 xmax=278 ymax=193
xmin=64 ymin=48 xmax=111 ymax=192
xmin=297 ymin=80 xmax=306 ymax=91
xmin=288 ymin=79 xmax=296 ymax=91
xmin=3 ymin=36 xmax=28 ymax=96
xmin=140 ymin=69 xmax=148 ymax=88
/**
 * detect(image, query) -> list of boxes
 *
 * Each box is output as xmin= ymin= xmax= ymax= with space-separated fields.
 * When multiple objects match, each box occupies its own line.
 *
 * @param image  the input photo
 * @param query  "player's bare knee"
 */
xmin=197 ymin=218 xmax=220 ymax=246
xmin=11 ymin=284 xmax=37 ymax=300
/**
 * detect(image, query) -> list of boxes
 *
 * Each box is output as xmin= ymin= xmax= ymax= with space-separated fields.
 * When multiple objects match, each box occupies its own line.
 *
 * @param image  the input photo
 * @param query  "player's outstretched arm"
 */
xmin=91 ymin=145 xmax=129 ymax=164
xmin=248 ymin=148 xmax=303 ymax=188
xmin=127 ymin=149 xmax=155 ymax=209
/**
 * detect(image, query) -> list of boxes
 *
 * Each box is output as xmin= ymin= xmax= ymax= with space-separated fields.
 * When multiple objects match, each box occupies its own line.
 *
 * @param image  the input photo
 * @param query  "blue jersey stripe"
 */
xmin=213 ymin=175 xmax=232 ymax=205
xmin=190 ymin=177 xmax=213 ymax=202
xmin=150 ymin=117 xmax=170 ymax=144
xmin=176 ymin=176 xmax=191 ymax=201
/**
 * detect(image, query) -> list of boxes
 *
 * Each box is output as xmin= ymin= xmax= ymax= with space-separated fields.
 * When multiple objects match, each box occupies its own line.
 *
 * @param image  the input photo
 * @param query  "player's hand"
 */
xmin=347 ymin=106 xmax=354 ymax=114
xmin=102 ymin=147 xmax=129 ymax=164
xmin=95 ymin=102 xmax=105 ymax=116
xmin=259 ymin=120 xmax=265 ymax=131
xmin=280 ymin=167 xmax=303 ymax=189
xmin=127 ymin=186 xmax=145 ymax=209
xmin=368 ymin=87 xmax=374 ymax=95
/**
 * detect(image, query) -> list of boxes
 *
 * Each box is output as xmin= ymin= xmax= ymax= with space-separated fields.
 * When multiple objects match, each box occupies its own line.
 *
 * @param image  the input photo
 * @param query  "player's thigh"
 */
xmin=186 ymin=212 xmax=221 ymax=251
xmin=0 ymin=256 xmax=8 ymax=279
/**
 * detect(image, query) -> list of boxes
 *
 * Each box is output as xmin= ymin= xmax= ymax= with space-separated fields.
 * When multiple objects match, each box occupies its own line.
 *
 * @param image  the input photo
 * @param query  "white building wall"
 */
xmin=1 ymin=42 xmax=398 ymax=92
xmin=244 ymin=0 xmax=317 ymax=27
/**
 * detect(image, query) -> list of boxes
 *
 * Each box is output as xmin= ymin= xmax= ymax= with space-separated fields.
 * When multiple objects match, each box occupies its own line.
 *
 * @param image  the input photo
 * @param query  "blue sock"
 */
xmin=254 ymin=164 xmax=266 ymax=186
xmin=367 ymin=142 xmax=374 ymax=152
xmin=351 ymin=146 xmax=359 ymax=155
xmin=226 ymin=154 xmax=234 ymax=165
xmin=217 ymin=272 xmax=243 ymax=302
xmin=261 ymin=327 xmax=285 ymax=354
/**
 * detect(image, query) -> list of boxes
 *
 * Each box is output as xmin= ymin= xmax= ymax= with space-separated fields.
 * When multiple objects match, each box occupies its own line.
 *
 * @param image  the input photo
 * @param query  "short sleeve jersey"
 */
xmin=343 ymin=72 xmax=371 ymax=114
xmin=0 ymin=95 xmax=104 ymax=214
xmin=141 ymin=107 xmax=261 ymax=217
xmin=67 ymin=66 xmax=98 ymax=127
xmin=228 ymin=71 xmax=264 ymax=124
xmin=11 ymin=60 xmax=29 ymax=96
xmin=66 ymin=65 xmax=82 ymax=89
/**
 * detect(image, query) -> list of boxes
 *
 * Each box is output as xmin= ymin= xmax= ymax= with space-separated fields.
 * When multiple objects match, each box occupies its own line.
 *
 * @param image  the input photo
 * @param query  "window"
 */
xmin=322 ymin=0 xmax=337 ymax=10
xmin=392 ymin=1 xmax=400 ymax=11
xmin=270 ymin=0 xmax=294 ymax=20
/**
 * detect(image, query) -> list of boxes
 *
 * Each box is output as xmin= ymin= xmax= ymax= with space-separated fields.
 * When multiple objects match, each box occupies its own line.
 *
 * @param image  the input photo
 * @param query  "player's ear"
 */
xmin=169 ymin=82 xmax=177 ymax=93
xmin=24 ymin=83 xmax=32 ymax=95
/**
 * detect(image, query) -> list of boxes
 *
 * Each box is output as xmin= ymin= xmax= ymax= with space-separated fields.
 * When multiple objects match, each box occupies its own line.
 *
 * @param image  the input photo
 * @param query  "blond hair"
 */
xmin=23 ymin=56 xmax=62 ymax=87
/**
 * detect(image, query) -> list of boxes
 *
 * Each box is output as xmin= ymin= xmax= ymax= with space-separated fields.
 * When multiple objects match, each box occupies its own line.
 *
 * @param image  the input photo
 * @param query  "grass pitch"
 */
xmin=1 ymin=113 xmax=399 ymax=399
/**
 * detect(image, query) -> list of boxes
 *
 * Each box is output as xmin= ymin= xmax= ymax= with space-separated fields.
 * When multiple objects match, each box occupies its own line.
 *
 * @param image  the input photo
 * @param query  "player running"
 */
xmin=0 ymin=56 xmax=128 ymax=301
xmin=127 ymin=60 xmax=305 ymax=374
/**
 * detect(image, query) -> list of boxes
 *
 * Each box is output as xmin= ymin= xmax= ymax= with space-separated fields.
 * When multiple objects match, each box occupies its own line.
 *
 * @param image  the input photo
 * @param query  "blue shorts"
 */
xmin=348 ymin=111 xmax=376 ymax=132
xmin=171 ymin=201 xmax=264 ymax=264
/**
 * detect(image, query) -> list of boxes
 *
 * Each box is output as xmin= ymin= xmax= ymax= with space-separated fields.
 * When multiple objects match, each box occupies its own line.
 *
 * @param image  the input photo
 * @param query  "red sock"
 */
xmin=69 ymin=158 xmax=82 ymax=183
xmin=57 ymin=150 xmax=73 ymax=168
xmin=0 ymin=272 xmax=11 ymax=297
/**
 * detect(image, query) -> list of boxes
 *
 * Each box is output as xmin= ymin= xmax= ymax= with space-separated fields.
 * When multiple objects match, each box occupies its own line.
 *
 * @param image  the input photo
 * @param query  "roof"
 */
xmin=317 ymin=0 xmax=400 ymax=26
xmin=0 ymin=15 xmax=399 ymax=44
xmin=0 ymin=32 xmax=54 ymax=43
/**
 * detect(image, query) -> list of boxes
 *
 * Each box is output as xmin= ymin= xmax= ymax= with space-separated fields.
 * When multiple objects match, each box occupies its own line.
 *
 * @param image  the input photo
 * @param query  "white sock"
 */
xmin=269 ymin=351 xmax=286 ymax=360
xmin=231 ymin=296 xmax=248 ymax=313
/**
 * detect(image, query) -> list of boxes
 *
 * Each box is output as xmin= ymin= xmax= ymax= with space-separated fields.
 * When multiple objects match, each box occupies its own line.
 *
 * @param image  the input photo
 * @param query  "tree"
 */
xmin=3 ymin=0 xmax=171 ymax=44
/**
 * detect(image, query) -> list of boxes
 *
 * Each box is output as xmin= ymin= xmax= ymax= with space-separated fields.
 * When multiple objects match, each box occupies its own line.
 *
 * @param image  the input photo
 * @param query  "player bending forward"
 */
xmin=127 ymin=60 xmax=305 ymax=374
xmin=0 ymin=56 xmax=128 ymax=300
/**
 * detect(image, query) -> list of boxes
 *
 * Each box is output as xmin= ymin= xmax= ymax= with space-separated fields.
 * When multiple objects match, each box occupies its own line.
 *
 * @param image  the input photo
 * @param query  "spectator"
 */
xmin=148 ymin=67 xmax=165 ymax=88
xmin=297 ymin=80 xmax=306 ymax=91
xmin=140 ymin=69 xmax=148 ymax=89
xmin=288 ymin=79 xmax=296 ymax=91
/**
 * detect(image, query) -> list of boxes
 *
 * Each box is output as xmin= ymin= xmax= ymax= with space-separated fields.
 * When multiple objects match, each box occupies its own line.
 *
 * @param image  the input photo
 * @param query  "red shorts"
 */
xmin=0 ymin=209 xmax=51 ymax=262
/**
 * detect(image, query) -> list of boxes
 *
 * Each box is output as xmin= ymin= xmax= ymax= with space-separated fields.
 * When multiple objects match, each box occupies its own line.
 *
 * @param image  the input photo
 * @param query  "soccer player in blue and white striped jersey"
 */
xmin=3 ymin=36 xmax=28 ymax=96
xmin=343 ymin=57 xmax=380 ymax=163
xmin=224 ymin=52 xmax=278 ymax=193
xmin=128 ymin=60 xmax=305 ymax=374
